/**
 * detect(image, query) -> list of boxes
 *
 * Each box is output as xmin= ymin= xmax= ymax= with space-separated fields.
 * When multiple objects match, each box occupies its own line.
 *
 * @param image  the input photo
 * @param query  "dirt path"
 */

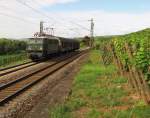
xmin=25 ymin=73 xmax=74 ymax=118
xmin=23 ymin=54 xmax=88 ymax=118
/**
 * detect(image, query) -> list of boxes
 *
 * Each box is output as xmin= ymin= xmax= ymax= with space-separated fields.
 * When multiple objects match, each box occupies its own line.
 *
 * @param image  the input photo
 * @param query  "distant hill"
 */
xmin=95 ymin=28 xmax=150 ymax=42
xmin=127 ymin=28 xmax=150 ymax=36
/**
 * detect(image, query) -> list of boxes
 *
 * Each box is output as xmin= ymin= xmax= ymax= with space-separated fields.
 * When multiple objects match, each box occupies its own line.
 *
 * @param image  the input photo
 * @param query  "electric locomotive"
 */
xmin=27 ymin=35 xmax=80 ymax=60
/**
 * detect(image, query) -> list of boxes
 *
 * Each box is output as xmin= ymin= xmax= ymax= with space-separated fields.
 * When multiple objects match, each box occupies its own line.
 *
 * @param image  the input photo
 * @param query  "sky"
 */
xmin=0 ymin=0 xmax=150 ymax=38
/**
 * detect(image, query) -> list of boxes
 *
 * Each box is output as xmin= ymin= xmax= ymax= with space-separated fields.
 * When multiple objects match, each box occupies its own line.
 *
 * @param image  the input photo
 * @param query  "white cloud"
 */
xmin=49 ymin=11 xmax=150 ymax=36
xmin=40 ymin=0 xmax=78 ymax=5
xmin=0 ymin=0 xmax=150 ymax=38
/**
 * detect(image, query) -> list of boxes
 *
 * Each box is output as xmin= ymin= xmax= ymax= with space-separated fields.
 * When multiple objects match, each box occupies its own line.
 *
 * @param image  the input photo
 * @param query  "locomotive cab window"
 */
xmin=27 ymin=38 xmax=43 ymax=51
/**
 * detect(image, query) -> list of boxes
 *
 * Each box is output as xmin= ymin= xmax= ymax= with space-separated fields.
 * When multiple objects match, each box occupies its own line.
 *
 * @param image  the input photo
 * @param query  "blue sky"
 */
xmin=42 ymin=0 xmax=150 ymax=13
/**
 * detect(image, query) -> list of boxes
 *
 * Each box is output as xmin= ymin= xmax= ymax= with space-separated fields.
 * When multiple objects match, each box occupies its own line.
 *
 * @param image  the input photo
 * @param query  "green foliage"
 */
xmin=0 ymin=38 xmax=27 ymax=54
xmin=111 ymin=77 xmax=127 ymax=84
xmin=86 ymin=109 xmax=100 ymax=118
xmin=49 ymin=104 xmax=72 ymax=118
xmin=66 ymin=98 xmax=87 ymax=111
xmin=131 ymin=106 xmax=150 ymax=118
xmin=112 ymin=28 xmax=150 ymax=80
xmin=107 ymin=105 xmax=150 ymax=118
xmin=49 ymin=50 xmax=150 ymax=118
xmin=0 ymin=38 xmax=28 ymax=67
xmin=0 ymin=52 xmax=29 ymax=68
xmin=94 ymin=36 xmax=113 ymax=50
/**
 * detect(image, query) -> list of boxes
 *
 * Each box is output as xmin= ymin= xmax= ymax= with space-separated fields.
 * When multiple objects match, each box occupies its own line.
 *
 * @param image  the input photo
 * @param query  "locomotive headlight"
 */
xmin=40 ymin=47 xmax=43 ymax=50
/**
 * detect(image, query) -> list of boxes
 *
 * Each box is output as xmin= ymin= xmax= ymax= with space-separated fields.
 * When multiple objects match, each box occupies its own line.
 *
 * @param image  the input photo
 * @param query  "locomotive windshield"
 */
xmin=27 ymin=38 xmax=43 ymax=51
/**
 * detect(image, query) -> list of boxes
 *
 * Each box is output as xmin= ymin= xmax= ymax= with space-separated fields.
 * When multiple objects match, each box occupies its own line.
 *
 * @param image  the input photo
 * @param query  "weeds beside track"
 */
xmin=49 ymin=50 xmax=150 ymax=118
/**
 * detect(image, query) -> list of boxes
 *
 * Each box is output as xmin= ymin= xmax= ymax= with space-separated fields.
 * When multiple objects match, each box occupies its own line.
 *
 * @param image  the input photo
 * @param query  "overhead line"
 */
xmin=15 ymin=0 xmax=90 ymax=38
xmin=0 ymin=12 xmax=38 ymax=25
xmin=17 ymin=0 xmax=90 ymax=31
xmin=16 ymin=0 xmax=60 ymax=24
xmin=69 ymin=21 xmax=90 ymax=31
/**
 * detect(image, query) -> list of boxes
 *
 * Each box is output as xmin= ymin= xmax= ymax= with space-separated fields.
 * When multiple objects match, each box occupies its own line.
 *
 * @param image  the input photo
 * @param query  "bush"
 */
xmin=0 ymin=38 xmax=27 ymax=54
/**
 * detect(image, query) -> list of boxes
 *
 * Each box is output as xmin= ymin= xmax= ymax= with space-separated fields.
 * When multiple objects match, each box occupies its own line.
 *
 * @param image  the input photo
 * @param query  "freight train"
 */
xmin=27 ymin=35 xmax=80 ymax=60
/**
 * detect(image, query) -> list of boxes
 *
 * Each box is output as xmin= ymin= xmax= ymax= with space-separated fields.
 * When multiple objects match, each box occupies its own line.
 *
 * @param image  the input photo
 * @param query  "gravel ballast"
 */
xmin=0 ymin=53 xmax=88 ymax=118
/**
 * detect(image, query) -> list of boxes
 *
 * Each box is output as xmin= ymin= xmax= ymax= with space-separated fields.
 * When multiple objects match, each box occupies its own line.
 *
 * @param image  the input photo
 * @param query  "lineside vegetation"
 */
xmin=49 ymin=50 xmax=150 ymax=118
xmin=0 ymin=38 xmax=27 ymax=54
xmin=113 ymin=29 xmax=150 ymax=77
xmin=0 ymin=38 xmax=29 ymax=68
xmin=98 ymin=28 xmax=150 ymax=104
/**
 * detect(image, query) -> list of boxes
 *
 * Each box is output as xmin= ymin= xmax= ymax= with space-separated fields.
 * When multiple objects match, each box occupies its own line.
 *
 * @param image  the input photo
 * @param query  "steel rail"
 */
xmin=0 ymin=51 xmax=85 ymax=106
xmin=0 ymin=62 xmax=38 ymax=76
xmin=0 ymin=53 xmax=77 ymax=77
xmin=0 ymin=52 xmax=78 ymax=89
xmin=0 ymin=56 xmax=48 ymax=72
xmin=0 ymin=61 xmax=33 ymax=71
xmin=0 ymin=55 xmax=66 ymax=77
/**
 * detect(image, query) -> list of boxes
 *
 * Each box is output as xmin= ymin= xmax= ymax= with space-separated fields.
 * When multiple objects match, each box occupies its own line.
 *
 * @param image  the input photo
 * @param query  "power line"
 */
xmin=69 ymin=28 xmax=81 ymax=35
xmin=69 ymin=21 xmax=90 ymax=31
xmin=0 ymin=12 xmax=38 ymax=25
xmin=45 ymin=13 xmax=90 ymax=31
xmin=0 ymin=0 xmax=90 ymax=33
xmin=16 ymin=0 xmax=90 ymax=32
xmin=16 ymin=0 xmax=90 ymax=36
xmin=16 ymin=0 xmax=59 ymax=25
xmin=0 ymin=5 xmax=39 ymax=25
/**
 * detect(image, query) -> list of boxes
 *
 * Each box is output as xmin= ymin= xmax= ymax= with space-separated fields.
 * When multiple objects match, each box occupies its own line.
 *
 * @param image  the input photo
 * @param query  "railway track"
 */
xmin=0 ymin=50 xmax=86 ymax=106
xmin=0 ymin=54 xmax=72 ymax=77
xmin=0 ymin=52 xmax=78 ymax=85
xmin=0 ymin=61 xmax=38 ymax=76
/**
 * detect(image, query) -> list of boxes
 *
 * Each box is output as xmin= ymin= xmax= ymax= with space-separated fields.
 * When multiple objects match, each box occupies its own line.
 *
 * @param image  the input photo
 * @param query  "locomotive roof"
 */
xmin=30 ymin=36 xmax=79 ymax=42
xmin=30 ymin=36 xmax=59 ymax=40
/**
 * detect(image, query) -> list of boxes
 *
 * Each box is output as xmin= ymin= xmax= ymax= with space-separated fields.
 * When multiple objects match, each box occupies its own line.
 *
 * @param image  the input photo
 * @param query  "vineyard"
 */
xmin=100 ymin=28 xmax=150 ymax=104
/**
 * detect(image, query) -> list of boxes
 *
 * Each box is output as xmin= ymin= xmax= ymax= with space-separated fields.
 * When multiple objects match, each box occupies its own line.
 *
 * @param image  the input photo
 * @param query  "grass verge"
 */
xmin=49 ymin=50 xmax=150 ymax=118
xmin=0 ymin=52 xmax=30 ymax=68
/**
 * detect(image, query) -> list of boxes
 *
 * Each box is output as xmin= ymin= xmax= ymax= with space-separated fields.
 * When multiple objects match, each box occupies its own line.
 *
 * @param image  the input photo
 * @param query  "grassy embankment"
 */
xmin=0 ymin=52 xmax=30 ymax=68
xmin=49 ymin=50 xmax=150 ymax=118
xmin=0 ymin=38 xmax=29 ymax=68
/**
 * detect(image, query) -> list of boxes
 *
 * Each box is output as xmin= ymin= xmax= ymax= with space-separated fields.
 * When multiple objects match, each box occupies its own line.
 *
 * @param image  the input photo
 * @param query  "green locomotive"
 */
xmin=27 ymin=36 xmax=80 ymax=60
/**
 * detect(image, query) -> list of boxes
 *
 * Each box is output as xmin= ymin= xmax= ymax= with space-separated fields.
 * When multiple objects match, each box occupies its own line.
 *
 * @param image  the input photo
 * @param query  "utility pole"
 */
xmin=88 ymin=18 xmax=94 ymax=47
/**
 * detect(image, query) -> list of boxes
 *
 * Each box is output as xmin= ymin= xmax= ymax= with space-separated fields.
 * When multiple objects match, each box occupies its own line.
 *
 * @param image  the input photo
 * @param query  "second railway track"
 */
xmin=0 ymin=61 xmax=38 ymax=76
xmin=0 ymin=50 xmax=87 ymax=106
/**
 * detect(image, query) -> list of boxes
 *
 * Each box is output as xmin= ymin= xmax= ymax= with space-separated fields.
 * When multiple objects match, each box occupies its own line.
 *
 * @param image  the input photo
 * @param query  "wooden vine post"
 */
xmin=125 ymin=43 xmax=150 ymax=104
